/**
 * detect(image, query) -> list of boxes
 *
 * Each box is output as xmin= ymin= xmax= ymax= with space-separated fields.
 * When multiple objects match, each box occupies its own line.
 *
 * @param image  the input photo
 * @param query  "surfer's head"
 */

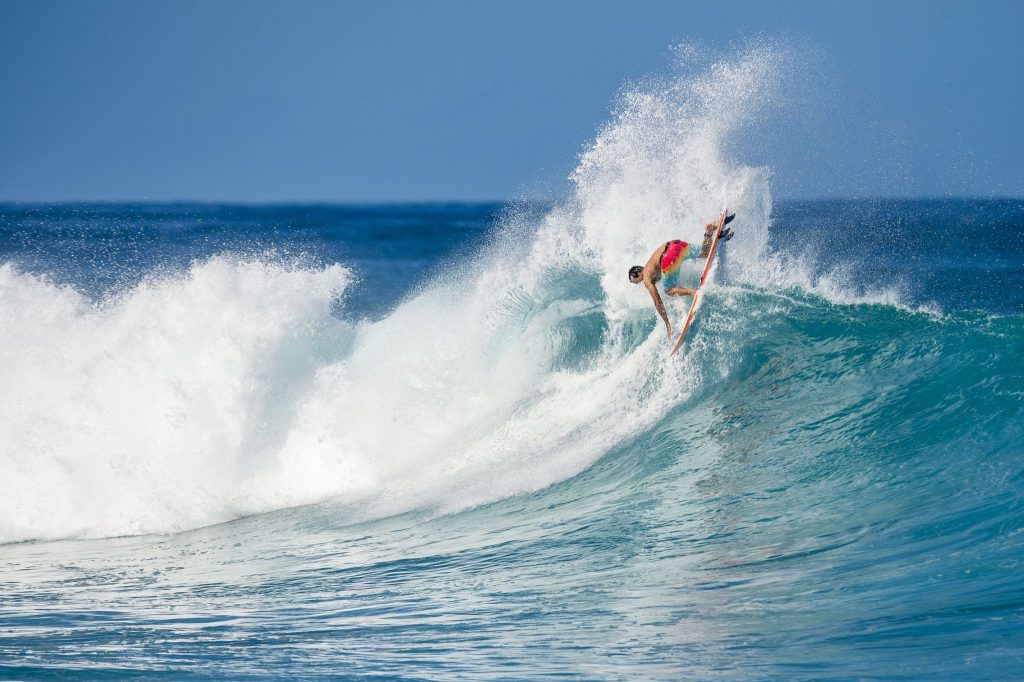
xmin=628 ymin=266 xmax=643 ymax=284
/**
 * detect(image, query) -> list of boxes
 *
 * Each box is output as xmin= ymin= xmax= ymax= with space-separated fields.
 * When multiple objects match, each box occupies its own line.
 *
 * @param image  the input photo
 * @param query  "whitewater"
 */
xmin=2 ymin=45 xmax=1023 ymax=679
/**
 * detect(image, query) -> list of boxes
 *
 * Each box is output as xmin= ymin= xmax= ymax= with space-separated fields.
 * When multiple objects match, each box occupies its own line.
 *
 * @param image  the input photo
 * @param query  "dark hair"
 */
xmin=628 ymin=265 xmax=643 ymax=281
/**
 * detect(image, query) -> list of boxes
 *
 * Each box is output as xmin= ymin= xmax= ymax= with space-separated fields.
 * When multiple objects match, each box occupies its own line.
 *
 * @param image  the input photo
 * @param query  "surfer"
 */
xmin=628 ymin=213 xmax=735 ymax=338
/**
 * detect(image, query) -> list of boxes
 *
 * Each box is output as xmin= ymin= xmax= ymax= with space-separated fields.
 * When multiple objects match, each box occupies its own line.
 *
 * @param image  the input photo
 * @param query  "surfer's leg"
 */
xmin=662 ymin=265 xmax=696 ymax=297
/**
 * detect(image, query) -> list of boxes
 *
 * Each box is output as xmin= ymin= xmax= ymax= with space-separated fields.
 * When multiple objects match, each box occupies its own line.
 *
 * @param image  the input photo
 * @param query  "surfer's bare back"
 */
xmin=628 ymin=213 xmax=735 ymax=338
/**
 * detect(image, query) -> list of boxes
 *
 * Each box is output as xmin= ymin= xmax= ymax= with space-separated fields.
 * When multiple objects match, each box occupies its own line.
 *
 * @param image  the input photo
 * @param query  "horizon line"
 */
xmin=2 ymin=194 xmax=1023 ymax=208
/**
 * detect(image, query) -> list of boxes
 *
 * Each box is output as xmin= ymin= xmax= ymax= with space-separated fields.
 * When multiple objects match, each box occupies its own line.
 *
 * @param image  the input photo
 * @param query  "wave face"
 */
xmin=2 ymin=46 xmax=1023 ymax=679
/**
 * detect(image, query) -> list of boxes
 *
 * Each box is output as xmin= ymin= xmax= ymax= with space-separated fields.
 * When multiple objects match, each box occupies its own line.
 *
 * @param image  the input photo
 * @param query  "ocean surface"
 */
xmin=2 ymin=197 xmax=1021 ymax=680
xmin=2 ymin=50 xmax=1024 ymax=680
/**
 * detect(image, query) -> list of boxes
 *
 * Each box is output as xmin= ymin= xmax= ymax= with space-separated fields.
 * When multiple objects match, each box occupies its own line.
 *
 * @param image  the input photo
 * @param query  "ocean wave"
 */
xmin=3 ymin=43 xmax=1009 ymax=545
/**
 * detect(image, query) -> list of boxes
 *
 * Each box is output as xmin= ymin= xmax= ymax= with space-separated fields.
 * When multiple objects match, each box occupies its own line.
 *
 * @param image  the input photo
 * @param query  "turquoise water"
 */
xmin=1 ymin=198 xmax=1022 ymax=680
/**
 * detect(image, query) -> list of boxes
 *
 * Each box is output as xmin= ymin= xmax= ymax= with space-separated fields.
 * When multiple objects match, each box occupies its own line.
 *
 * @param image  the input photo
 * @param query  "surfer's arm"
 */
xmin=645 ymin=281 xmax=672 ymax=338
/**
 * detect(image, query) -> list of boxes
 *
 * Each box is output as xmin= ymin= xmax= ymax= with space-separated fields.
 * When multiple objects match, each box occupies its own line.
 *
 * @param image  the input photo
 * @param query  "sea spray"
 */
xmin=0 ymin=259 xmax=351 ymax=542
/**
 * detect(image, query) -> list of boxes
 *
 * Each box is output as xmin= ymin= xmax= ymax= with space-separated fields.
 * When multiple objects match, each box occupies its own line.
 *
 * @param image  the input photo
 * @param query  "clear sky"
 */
xmin=1 ymin=0 xmax=1021 ymax=202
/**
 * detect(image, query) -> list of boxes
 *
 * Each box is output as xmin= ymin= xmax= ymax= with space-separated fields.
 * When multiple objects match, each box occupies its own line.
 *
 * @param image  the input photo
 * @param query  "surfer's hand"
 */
xmin=720 ymin=227 xmax=735 ymax=242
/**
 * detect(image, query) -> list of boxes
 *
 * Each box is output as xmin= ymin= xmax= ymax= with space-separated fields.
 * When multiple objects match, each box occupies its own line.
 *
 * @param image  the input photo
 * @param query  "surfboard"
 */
xmin=669 ymin=209 xmax=728 ymax=356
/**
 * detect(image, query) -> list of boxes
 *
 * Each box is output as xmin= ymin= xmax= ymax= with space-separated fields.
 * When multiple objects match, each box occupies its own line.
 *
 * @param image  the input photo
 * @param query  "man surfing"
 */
xmin=628 ymin=213 xmax=735 ymax=338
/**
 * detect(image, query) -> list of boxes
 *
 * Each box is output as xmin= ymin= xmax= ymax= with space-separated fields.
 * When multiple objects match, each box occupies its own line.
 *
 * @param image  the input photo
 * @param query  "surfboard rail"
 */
xmin=669 ymin=208 xmax=728 ymax=356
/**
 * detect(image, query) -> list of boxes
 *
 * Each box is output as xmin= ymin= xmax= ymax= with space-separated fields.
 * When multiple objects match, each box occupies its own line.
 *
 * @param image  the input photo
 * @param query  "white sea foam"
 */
xmin=1 ymin=43 xmax=901 ymax=543
xmin=0 ymin=259 xmax=353 ymax=542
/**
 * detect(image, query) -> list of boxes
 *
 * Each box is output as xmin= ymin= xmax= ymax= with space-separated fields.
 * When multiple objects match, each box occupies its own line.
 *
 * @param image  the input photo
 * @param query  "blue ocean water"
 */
xmin=1 ymin=197 xmax=1022 ymax=680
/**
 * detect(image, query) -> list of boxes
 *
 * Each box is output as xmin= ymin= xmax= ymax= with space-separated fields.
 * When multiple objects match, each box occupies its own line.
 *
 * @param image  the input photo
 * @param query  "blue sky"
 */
xmin=1 ymin=0 xmax=1021 ymax=202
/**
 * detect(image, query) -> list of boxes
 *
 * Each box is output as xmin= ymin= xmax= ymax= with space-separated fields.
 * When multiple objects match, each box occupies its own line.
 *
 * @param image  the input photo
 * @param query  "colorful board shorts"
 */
xmin=659 ymin=239 xmax=701 ymax=289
